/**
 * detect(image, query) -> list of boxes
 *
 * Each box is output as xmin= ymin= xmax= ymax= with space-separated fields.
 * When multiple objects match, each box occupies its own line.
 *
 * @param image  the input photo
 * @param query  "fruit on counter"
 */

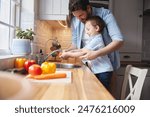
xmin=41 ymin=62 xmax=56 ymax=74
xmin=28 ymin=64 xmax=42 ymax=76
xmin=27 ymin=72 xmax=67 ymax=80
xmin=24 ymin=60 xmax=36 ymax=71
xmin=15 ymin=58 xmax=27 ymax=68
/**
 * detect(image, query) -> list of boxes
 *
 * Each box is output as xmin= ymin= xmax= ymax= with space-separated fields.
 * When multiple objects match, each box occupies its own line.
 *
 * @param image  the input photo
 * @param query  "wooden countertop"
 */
xmin=31 ymin=65 xmax=114 ymax=100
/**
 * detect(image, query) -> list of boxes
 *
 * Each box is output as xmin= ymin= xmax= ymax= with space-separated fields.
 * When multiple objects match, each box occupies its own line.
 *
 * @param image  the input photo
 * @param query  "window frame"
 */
xmin=0 ymin=0 xmax=21 ymax=55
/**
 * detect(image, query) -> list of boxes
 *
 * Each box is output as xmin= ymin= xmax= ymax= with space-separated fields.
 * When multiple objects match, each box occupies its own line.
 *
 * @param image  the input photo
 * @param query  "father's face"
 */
xmin=72 ymin=10 xmax=89 ymax=23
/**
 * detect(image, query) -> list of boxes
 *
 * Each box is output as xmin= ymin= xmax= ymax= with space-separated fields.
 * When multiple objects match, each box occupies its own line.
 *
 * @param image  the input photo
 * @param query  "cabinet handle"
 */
xmin=139 ymin=14 xmax=143 ymax=18
xmin=123 ymin=55 xmax=130 ymax=59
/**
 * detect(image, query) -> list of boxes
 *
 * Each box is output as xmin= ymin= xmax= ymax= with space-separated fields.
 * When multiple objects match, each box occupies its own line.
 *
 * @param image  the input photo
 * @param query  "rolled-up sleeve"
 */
xmin=102 ymin=9 xmax=123 ymax=41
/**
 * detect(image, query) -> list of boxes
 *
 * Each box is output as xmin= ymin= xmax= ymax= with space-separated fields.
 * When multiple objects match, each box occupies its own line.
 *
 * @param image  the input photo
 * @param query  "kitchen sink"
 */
xmin=55 ymin=63 xmax=81 ymax=69
xmin=0 ymin=71 xmax=34 ymax=100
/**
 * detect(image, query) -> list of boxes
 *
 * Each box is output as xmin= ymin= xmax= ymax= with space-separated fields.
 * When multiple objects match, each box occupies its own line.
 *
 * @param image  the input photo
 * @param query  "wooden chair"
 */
xmin=121 ymin=65 xmax=148 ymax=100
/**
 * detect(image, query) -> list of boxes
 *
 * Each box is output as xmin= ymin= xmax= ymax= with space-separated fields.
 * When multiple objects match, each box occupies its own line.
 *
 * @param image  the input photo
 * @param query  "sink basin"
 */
xmin=55 ymin=63 xmax=81 ymax=69
xmin=0 ymin=71 xmax=34 ymax=100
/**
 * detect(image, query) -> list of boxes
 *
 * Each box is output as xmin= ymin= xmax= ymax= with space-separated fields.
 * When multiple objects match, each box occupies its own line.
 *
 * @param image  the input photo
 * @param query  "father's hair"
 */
xmin=67 ymin=0 xmax=90 ymax=27
xmin=69 ymin=0 xmax=90 ymax=12
xmin=86 ymin=16 xmax=106 ymax=33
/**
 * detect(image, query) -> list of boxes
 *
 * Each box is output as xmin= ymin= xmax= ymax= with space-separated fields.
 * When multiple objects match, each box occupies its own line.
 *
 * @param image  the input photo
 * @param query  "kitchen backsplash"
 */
xmin=34 ymin=20 xmax=53 ymax=54
xmin=32 ymin=20 xmax=77 ymax=63
xmin=34 ymin=20 xmax=71 ymax=54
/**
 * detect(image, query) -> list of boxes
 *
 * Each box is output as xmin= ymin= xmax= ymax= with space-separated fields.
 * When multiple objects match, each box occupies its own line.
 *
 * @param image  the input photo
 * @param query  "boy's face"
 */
xmin=85 ymin=21 xmax=98 ymax=36
xmin=72 ymin=9 xmax=88 ymax=23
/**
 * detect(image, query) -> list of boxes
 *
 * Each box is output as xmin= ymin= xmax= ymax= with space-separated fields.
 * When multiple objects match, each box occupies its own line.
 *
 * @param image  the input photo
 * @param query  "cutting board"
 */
xmin=26 ymin=71 xmax=72 ymax=84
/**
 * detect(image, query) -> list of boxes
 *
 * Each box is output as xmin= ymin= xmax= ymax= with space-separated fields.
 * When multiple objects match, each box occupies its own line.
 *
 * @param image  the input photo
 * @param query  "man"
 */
xmin=64 ymin=0 xmax=123 ymax=69
xmin=61 ymin=0 xmax=124 ymax=90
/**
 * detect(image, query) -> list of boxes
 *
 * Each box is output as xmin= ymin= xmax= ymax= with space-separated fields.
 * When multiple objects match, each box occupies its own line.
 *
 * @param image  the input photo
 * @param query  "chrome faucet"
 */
xmin=43 ymin=49 xmax=62 ymax=61
xmin=44 ymin=38 xmax=58 ymax=54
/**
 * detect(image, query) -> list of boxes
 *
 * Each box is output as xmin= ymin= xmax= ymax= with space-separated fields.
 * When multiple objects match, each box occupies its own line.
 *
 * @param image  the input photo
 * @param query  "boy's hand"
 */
xmin=80 ymin=49 xmax=98 ymax=60
xmin=59 ymin=50 xmax=70 ymax=59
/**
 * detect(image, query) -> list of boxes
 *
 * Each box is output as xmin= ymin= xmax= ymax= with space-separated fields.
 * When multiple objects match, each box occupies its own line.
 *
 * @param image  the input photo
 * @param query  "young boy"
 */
xmin=61 ymin=16 xmax=113 ymax=89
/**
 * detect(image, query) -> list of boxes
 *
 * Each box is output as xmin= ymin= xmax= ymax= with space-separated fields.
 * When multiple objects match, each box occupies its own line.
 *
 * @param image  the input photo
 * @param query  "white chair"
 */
xmin=121 ymin=65 xmax=148 ymax=100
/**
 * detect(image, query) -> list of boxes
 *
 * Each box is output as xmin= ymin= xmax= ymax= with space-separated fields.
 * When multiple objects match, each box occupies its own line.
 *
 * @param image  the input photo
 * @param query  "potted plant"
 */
xmin=11 ymin=28 xmax=35 ymax=55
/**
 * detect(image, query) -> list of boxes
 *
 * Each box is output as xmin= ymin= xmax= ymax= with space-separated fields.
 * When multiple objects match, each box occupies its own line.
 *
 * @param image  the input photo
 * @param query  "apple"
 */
xmin=28 ymin=64 xmax=42 ymax=76
xmin=24 ymin=60 xmax=36 ymax=71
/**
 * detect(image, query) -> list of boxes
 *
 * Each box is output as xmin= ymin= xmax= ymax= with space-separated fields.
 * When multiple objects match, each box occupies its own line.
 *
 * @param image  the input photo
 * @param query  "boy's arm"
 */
xmin=60 ymin=49 xmax=85 ymax=58
xmin=81 ymin=41 xmax=124 ymax=60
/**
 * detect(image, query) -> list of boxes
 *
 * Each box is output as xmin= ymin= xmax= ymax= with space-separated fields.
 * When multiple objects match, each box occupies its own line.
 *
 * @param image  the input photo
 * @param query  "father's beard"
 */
xmin=81 ymin=12 xmax=92 ymax=24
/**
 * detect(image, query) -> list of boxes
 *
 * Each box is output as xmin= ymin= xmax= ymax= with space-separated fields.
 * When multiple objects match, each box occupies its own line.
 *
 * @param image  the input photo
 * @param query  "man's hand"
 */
xmin=80 ymin=49 xmax=98 ymax=60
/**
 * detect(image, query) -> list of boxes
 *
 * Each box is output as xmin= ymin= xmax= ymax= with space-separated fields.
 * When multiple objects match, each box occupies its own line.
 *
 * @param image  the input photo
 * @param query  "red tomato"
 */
xmin=28 ymin=64 xmax=42 ymax=76
xmin=24 ymin=60 xmax=36 ymax=71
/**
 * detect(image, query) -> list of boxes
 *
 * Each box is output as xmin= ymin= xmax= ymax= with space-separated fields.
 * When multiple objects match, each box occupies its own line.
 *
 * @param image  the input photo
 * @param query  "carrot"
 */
xmin=26 ymin=73 xmax=67 ymax=80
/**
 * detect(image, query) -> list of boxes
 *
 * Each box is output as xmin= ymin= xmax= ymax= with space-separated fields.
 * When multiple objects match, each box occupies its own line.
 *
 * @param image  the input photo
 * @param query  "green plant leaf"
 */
xmin=15 ymin=28 xmax=35 ymax=40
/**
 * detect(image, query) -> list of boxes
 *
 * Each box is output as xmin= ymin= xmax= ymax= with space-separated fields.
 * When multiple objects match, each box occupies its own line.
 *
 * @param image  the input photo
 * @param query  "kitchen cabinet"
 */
xmin=89 ymin=0 xmax=113 ymax=11
xmin=144 ymin=0 xmax=150 ymax=11
xmin=113 ymin=0 xmax=143 ymax=61
xmin=142 ymin=0 xmax=150 ymax=61
xmin=38 ymin=0 xmax=69 ymax=20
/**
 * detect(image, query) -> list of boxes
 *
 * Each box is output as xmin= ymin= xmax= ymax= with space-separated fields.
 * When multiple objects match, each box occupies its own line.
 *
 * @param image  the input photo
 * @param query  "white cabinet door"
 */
xmin=39 ymin=0 xmax=69 ymax=20
xmin=113 ymin=0 xmax=143 ymax=61
xmin=61 ymin=0 xmax=69 ymax=14
xmin=52 ymin=0 xmax=61 ymax=14
xmin=39 ymin=0 xmax=52 ymax=15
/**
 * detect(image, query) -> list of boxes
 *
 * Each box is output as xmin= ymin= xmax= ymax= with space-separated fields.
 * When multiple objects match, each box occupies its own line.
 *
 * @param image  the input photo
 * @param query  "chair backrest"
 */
xmin=121 ymin=65 xmax=148 ymax=100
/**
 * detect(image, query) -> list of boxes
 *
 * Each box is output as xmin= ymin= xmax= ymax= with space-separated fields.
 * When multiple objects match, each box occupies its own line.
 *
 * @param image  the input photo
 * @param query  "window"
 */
xmin=0 ymin=0 xmax=20 ymax=55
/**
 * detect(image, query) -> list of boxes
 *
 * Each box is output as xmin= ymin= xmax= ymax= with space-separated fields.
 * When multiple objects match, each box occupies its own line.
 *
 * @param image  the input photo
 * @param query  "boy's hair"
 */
xmin=86 ymin=16 xmax=106 ymax=33
xmin=69 ymin=0 xmax=90 ymax=12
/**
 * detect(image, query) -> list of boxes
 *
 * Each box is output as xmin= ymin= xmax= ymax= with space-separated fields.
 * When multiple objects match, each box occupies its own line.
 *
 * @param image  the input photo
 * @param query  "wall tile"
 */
xmin=34 ymin=20 xmax=53 ymax=54
xmin=35 ymin=20 xmax=72 ymax=54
